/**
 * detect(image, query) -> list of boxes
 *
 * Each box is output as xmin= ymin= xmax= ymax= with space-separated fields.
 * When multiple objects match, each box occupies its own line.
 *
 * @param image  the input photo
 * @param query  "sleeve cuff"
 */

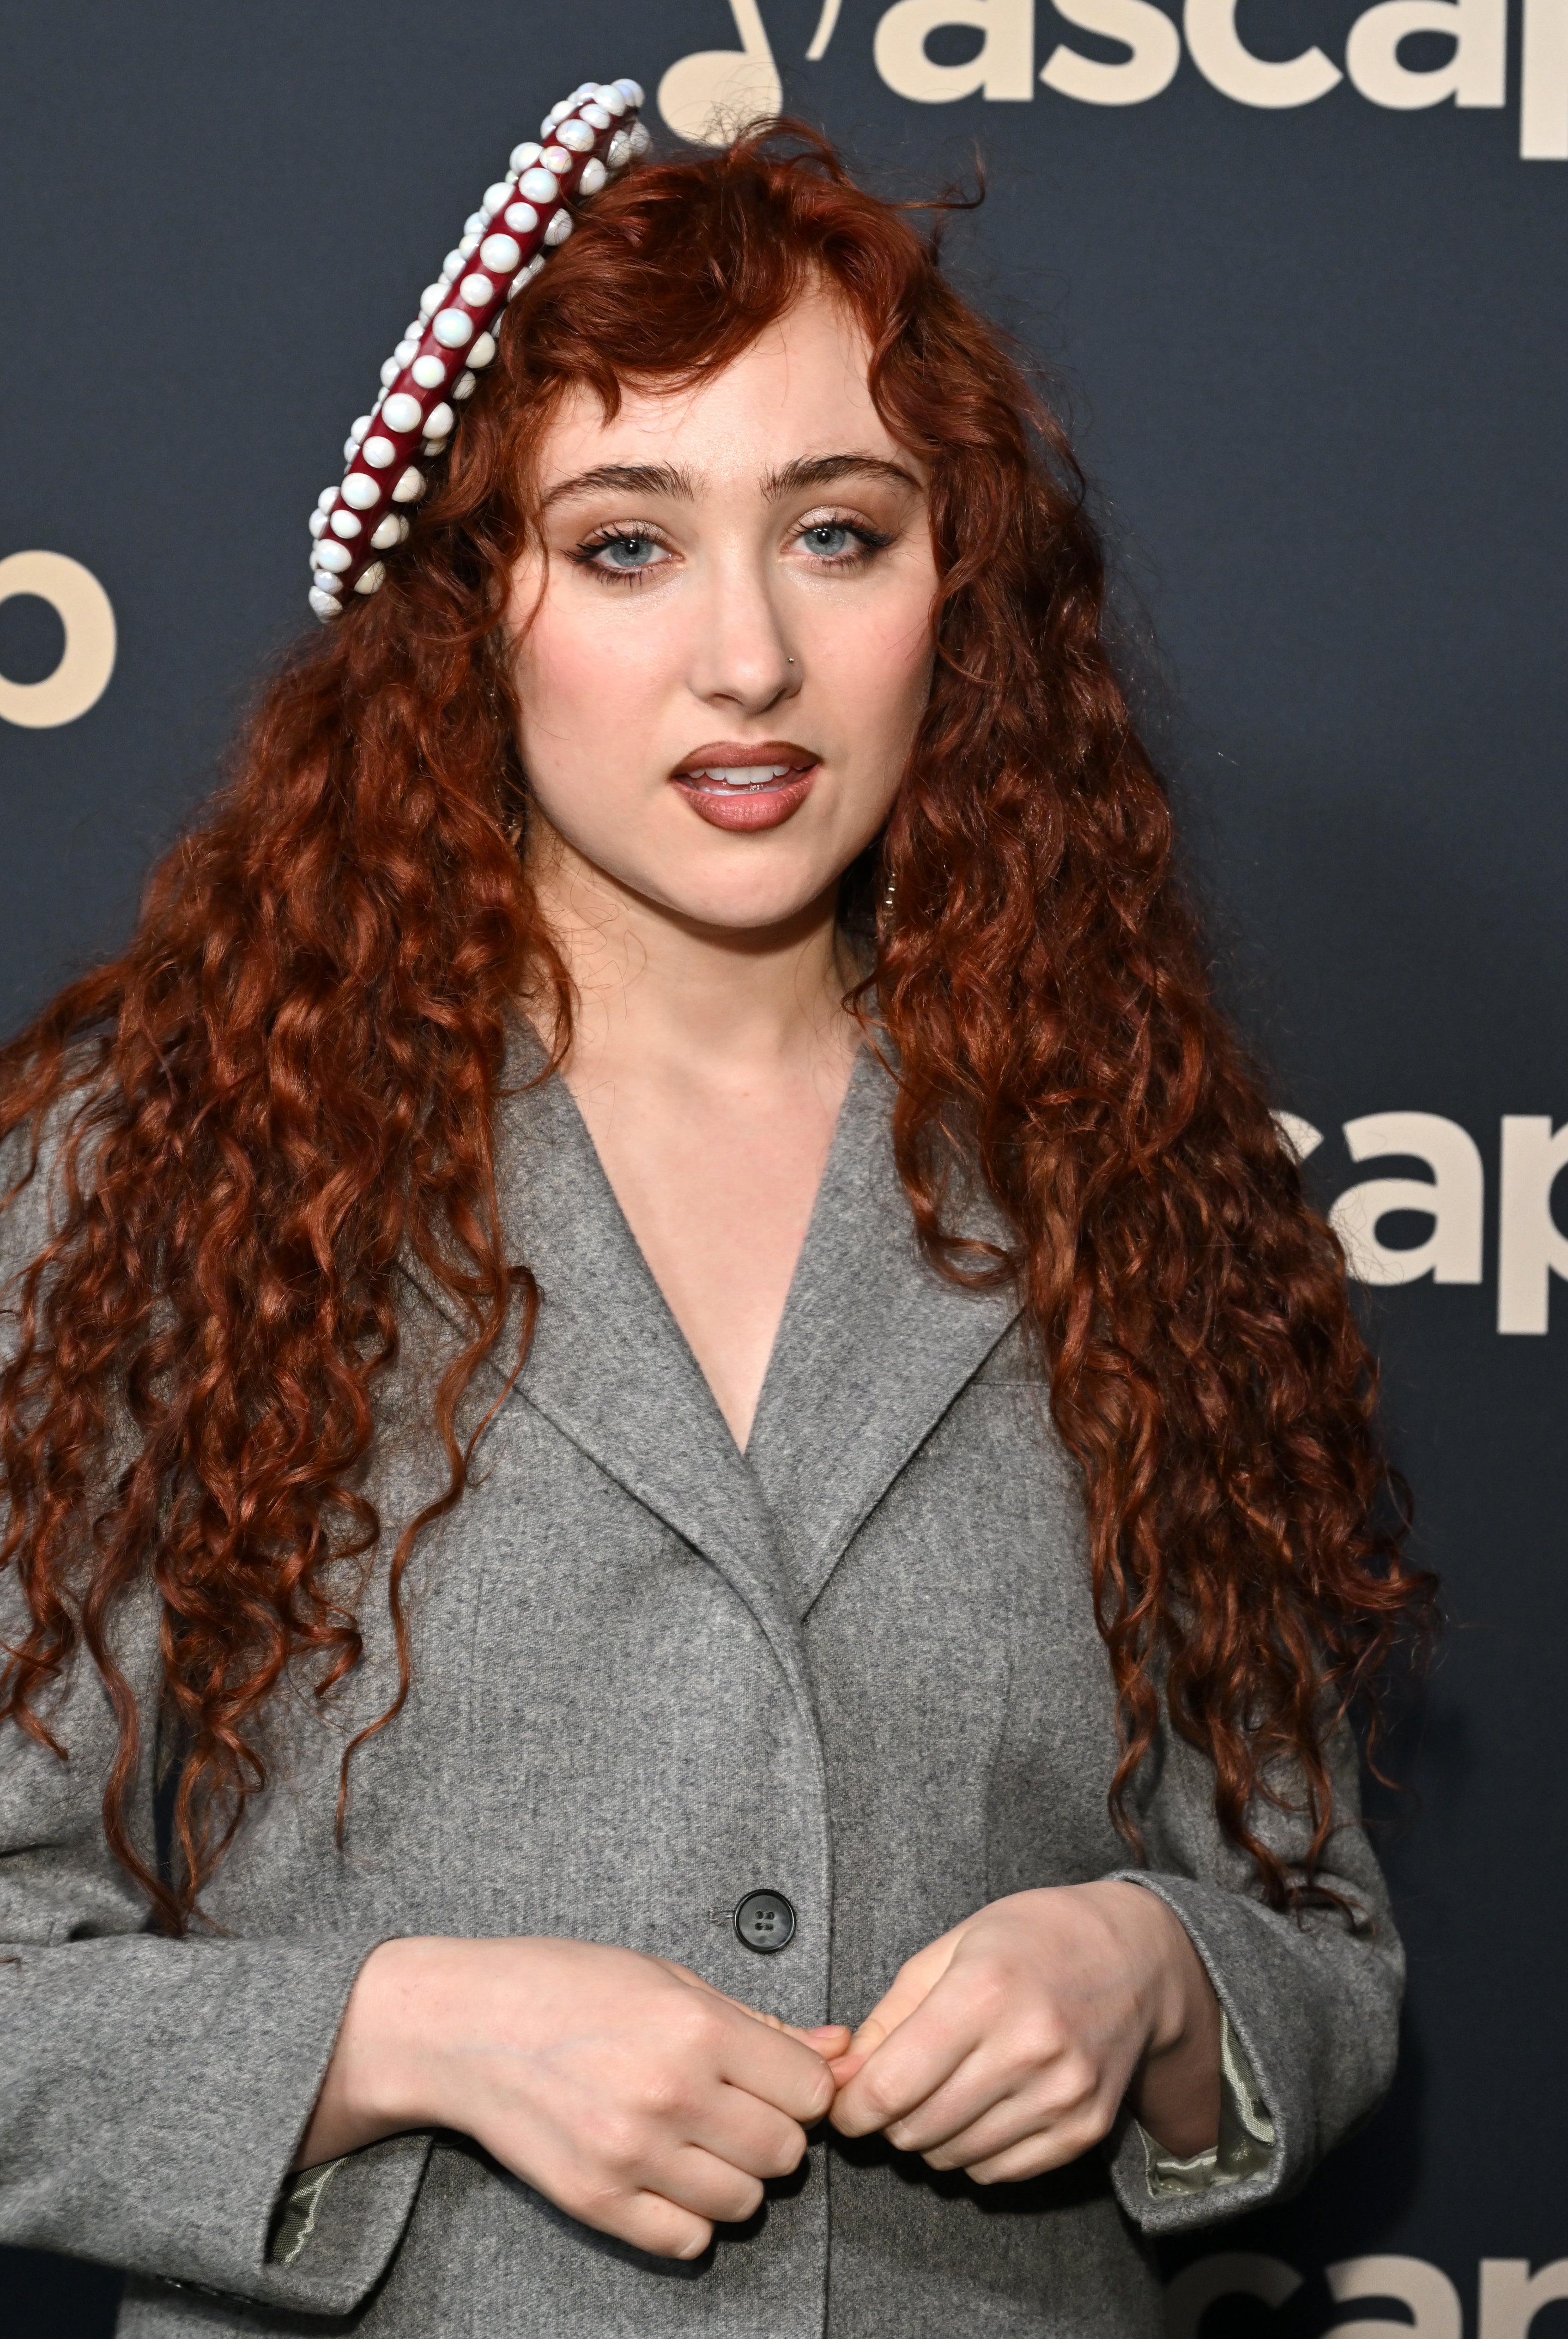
xmin=1135 ymin=2009 xmax=1276 ymax=2200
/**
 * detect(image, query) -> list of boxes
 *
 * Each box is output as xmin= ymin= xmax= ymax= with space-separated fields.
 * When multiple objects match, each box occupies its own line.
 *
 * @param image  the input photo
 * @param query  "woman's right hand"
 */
xmin=296 ymin=1936 xmax=848 ymax=2260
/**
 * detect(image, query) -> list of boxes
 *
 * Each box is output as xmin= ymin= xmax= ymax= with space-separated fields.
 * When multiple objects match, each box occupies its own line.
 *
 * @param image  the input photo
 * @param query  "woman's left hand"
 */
xmin=827 ymin=1881 xmax=1223 ymax=2182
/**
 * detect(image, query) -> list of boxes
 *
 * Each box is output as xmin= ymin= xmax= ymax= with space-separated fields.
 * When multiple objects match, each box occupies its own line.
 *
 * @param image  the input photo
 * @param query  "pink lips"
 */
xmin=668 ymin=740 xmax=820 ymax=833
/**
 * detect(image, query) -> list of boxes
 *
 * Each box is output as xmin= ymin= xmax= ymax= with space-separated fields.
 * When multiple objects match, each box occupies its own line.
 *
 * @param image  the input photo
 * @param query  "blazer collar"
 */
xmin=479 ymin=1027 xmax=813 ymax=1693
xmin=401 ymin=1024 xmax=1021 ymax=1639
xmin=744 ymin=1045 xmax=1022 ymax=1616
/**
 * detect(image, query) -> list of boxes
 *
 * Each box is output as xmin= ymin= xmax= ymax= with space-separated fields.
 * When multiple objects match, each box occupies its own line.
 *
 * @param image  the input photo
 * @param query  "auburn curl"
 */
xmin=0 ymin=123 xmax=1433 ymax=1931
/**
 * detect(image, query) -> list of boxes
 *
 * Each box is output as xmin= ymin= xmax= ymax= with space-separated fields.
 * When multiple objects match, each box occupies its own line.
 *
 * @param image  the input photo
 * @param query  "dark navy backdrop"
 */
xmin=1 ymin=4 xmax=1563 ymax=2332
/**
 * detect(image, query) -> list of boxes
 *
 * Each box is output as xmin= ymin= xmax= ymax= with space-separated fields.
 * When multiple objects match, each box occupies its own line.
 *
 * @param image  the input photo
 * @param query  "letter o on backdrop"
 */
xmin=0 ymin=551 xmax=117 ymax=729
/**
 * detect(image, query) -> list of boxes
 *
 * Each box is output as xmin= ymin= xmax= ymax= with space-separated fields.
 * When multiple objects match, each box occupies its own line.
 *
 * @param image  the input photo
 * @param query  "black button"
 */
xmin=734 ymin=1890 xmax=796 ymax=1953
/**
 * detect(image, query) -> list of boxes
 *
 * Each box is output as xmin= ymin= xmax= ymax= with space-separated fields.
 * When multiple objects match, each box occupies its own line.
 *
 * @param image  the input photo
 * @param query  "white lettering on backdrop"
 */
xmin=1167 ymin=2251 xmax=1568 ymax=2334
xmin=0 ymin=551 xmax=115 ymax=730
xmin=1278 ymin=1109 xmax=1568 ymax=1332
xmin=659 ymin=0 xmax=1567 ymax=155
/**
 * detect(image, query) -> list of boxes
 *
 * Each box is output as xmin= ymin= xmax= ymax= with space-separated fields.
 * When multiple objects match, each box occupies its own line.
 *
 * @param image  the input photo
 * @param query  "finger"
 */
xmin=963 ymin=2121 xmax=1103 ymax=2186
xmin=587 ymin=2191 xmax=714 ymax=2262
xmin=907 ymin=2085 xmax=1053 ymax=2169
xmin=655 ymin=2144 xmax=767 ymax=2227
xmin=842 ymin=1928 xmax=963 ymax=2064
xmin=663 ymin=1968 xmax=849 ymax=2062
xmin=892 ymin=2015 xmax=1113 ymax=2160
xmin=717 ymin=2010 xmax=839 ymax=2126
xmin=794 ymin=2023 xmax=853 ymax=2058
xmin=831 ymin=1987 xmax=981 ymax=2139
xmin=692 ymin=2090 xmax=811 ymax=2182
xmin=882 ymin=2047 xmax=1016 ymax=2155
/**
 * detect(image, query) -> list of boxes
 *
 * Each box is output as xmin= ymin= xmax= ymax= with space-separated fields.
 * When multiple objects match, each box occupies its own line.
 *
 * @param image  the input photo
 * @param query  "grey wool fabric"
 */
xmin=0 ymin=1036 xmax=1403 ymax=2336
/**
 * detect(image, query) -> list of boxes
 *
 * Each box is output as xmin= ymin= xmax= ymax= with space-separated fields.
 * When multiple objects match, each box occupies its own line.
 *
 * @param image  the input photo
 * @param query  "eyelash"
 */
xmin=567 ymin=516 xmax=896 ymax=589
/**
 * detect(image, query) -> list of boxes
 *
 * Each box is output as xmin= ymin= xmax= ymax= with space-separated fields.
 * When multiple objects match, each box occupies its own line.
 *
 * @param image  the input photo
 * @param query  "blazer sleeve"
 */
xmin=1104 ymin=1707 xmax=1403 ymax=2234
xmin=0 ymin=1132 xmax=431 ymax=2314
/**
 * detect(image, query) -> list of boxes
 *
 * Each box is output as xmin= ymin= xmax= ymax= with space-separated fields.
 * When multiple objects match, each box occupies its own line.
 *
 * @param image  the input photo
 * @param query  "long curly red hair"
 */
xmin=0 ymin=123 xmax=1431 ymax=1930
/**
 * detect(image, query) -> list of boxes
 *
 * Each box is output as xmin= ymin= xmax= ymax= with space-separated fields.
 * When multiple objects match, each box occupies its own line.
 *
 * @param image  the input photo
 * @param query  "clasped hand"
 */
xmin=304 ymin=1881 xmax=1220 ymax=2264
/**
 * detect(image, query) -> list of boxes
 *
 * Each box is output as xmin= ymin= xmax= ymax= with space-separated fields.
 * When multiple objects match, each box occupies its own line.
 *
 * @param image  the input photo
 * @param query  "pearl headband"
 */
xmin=307 ymin=78 xmax=647 ymax=621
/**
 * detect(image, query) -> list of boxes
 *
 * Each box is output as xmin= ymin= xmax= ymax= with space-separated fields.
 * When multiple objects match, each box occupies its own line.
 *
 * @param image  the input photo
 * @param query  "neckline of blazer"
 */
xmin=399 ymin=1020 xmax=1024 ymax=1629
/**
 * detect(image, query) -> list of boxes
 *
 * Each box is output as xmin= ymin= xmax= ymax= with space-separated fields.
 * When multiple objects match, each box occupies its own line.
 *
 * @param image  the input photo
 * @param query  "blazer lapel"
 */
xmin=412 ymin=1027 xmax=818 ymax=1709
xmin=745 ymin=1047 xmax=1023 ymax=1618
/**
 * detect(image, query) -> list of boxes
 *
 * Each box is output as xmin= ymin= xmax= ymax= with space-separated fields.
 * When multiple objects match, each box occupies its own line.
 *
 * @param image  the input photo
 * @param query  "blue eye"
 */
xmin=803 ymin=523 xmax=855 ymax=559
xmin=596 ymin=533 xmax=660 ymax=571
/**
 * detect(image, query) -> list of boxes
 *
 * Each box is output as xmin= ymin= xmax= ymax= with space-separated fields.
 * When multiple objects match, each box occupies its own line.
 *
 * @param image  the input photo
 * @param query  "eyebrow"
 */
xmin=762 ymin=454 xmax=920 ymax=501
xmin=539 ymin=462 xmax=698 ymax=510
xmin=538 ymin=451 xmax=920 ymax=511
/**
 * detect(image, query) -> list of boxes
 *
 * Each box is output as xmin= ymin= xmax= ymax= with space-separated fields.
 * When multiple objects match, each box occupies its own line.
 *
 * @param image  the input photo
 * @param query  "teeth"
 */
xmin=693 ymin=764 xmax=794 ymax=788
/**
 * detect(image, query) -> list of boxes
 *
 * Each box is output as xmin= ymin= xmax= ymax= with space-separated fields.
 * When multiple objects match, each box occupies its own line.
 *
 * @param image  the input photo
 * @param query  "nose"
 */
xmin=685 ymin=547 xmax=799 ymax=718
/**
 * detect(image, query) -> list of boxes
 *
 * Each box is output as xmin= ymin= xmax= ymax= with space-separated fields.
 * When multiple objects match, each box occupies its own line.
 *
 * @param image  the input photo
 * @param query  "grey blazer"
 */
xmin=0 ymin=1040 xmax=1401 ymax=2337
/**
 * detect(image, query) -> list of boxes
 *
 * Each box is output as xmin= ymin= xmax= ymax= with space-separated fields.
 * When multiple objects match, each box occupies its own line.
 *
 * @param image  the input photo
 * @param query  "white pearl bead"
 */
xmin=541 ymin=107 xmax=566 ymax=135
xmin=557 ymin=120 xmax=593 ymax=153
xmin=595 ymin=83 xmax=627 ymax=114
xmin=542 ymin=145 xmax=571 ymax=174
xmin=350 ymin=415 xmax=371 ymax=442
xmin=503 ymin=201 xmax=538 ymax=234
xmin=317 ymin=486 xmax=339 ymax=512
xmin=518 ymin=165 xmax=558 ymax=202
xmin=340 ymin=473 xmax=381 ymax=510
xmin=421 ymin=437 xmax=450 ymax=458
xmin=309 ymin=588 xmax=343 ymax=619
xmin=329 ymin=508 xmax=362 ymax=538
xmin=479 ymin=232 xmax=522 ymax=273
xmin=607 ymin=131 xmax=631 ymax=170
xmin=443 ymin=249 xmax=464 ymax=279
xmin=459 ymin=272 xmax=495 ymax=305
xmin=453 ymin=370 xmax=477 ymax=399
xmin=482 ymin=181 xmax=511 ymax=217
xmin=583 ymin=103 xmax=611 ymax=129
xmin=363 ymin=435 xmax=396 ymax=468
xmin=412 ymin=353 xmax=447 ymax=389
xmin=309 ymin=509 xmax=328 ymax=539
xmin=432 ymin=308 xmax=474 ymax=347
xmin=392 ymin=466 xmax=426 ymax=502
xmin=396 ymin=338 xmax=418 ymax=364
xmin=578 ymin=158 xmax=607 ymax=196
xmin=355 ymin=562 xmax=387 ymax=595
xmin=510 ymin=140 xmax=542 ymax=171
xmin=419 ymin=283 xmax=445 ymax=318
xmin=422 ymin=400 xmax=455 ymax=438
xmin=628 ymin=121 xmax=650 ymax=157
xmin=544 ymin=210 xmax=573 ymax=246
xmin=343 ymin=436 xmax=359 ymax=464
xmin=370 ymin=512 xmax=404 ymax=549
xmin=404 ymin=319 xmax=424 ymax=344
xmin=380 ymin=356 xmax=402 ymax=388
xmin=616 ymin=78 xmax=645 ymax=108
xmin=381 ymin=391 xmax=423 ymax=434
xmin=315 ymin=539 xmax=352 ymax=572
xmin=464 ymin=212 xmax=486 ymax=236
xmin=467 ymin=332 xmax=496 ymax=369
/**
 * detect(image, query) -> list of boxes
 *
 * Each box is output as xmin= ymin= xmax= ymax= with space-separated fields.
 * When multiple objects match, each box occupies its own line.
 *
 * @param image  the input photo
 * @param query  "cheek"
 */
xmin=811 ymin=590 xmax=936 ymax=767
xmin=509 ymin=585 xmax=676 ymax=831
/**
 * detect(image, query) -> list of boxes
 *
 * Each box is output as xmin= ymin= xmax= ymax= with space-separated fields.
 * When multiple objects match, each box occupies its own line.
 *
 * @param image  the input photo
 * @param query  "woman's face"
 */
xmin=506 ymin=289 xmax=938 ymax=933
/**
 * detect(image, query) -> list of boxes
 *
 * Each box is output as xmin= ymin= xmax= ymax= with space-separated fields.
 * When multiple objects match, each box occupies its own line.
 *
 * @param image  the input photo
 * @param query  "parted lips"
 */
xmin=307 ymin=78 xmax=647 ymax=622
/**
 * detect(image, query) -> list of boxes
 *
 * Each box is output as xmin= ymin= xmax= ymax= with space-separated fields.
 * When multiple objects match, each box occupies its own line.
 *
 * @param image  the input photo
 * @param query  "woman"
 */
xmin=0 ymin=92 xmax=1429 ymax=2339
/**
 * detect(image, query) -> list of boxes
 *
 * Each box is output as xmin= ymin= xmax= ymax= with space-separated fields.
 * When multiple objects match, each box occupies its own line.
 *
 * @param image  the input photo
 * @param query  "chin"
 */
xmin=629 ymin=851 xmax=831 ymax=930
